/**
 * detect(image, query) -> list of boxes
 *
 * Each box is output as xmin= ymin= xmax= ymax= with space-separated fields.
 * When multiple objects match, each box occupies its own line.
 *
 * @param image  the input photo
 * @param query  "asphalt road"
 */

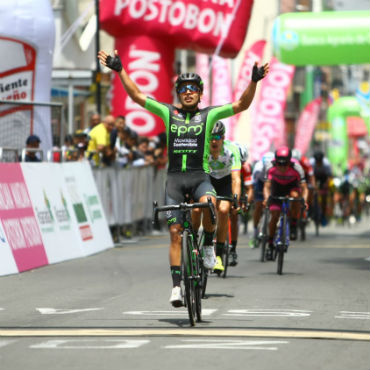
xmin=0 ymin=217 xmax=369 ymax=370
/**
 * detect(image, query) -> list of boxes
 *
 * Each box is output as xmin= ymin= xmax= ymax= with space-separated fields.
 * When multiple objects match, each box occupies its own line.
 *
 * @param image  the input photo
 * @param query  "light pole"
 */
xmin=95 ymin=0 xmax=101 ymax=115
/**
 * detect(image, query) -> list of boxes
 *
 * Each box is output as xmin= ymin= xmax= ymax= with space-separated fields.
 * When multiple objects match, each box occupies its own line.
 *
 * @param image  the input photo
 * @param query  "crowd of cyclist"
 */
xmin=190 ymin=119 xmax=370 ymax=270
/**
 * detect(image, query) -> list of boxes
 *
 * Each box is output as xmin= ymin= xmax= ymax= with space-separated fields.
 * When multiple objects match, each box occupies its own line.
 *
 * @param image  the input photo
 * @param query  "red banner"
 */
xmin=0 ymin=163 xmax=48 ymax=272
xmin=100 ymin=0 xmax=254 ymax=58
xmin=111 ymin=35 xmax=174 ymax=136
xmin=294 ymin=97 xmax=322 ymax=155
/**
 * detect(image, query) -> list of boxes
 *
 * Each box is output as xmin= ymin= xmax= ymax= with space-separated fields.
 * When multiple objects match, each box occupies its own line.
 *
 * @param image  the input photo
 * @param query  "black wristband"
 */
xmin=106 ymin=55 xmax=122 ymax=72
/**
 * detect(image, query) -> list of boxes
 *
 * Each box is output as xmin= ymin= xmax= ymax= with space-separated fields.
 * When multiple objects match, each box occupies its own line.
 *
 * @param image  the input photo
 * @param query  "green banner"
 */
xmin=273 ymin=11 xmax=370 ymax=66
xmin=327 ymin=97 xmax=362 ymax=174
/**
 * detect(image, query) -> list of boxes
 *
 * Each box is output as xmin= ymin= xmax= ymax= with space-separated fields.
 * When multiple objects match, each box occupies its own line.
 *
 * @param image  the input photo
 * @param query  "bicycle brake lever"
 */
xmin=207 ymin=197 xmax=216 ymax=225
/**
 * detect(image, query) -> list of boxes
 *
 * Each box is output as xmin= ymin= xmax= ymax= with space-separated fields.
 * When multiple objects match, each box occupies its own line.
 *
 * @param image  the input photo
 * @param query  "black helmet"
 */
xmin=175 ymin=73 xmax=203 ymax=92
xmin=313 ymin=150 xmax=324 ymax=162
xmin=211 ymin=121 xmax=225 ymax=136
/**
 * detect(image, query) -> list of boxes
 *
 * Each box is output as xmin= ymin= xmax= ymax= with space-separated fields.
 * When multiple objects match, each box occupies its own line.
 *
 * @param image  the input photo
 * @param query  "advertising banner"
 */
xmin=100 ymin=0 xmax=254 ymax=58
xmin=111 ymin=35 xmax=174 ymax=136
xmin=294 ymin=97 xmax=322 ymax=156
xmin=251 ymin=57 xmax=295 ymax=161
xmin=211 ymin=55 xmax=233 ymax=140
xmin=0 ymin=163 xmax=48 ymax=272
xmin=21 ymin=163 xmax=85 ymax=264
xmin=61 ymin=162 xmax=113 ymax=256
xmin=232 ymin=40 xmax=266 ymax=143
xmin=0 ymin=0 xmax=55 ymax=151
xmin=195 ymin=53 xmax=211 ymax=108
xmin=0 ymin=218 xmax=19 ymax=276
xmin=272 ymin=11 xmax=370 ymax=66
xmin=327 ymin=97 xmax=362 ymax=174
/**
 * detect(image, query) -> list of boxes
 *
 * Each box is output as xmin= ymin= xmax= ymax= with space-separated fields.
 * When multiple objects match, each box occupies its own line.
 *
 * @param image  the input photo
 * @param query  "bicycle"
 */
xmin=214 ymin=194 xmax=238 ymax=278
xmin=152 ymin=196 xmax=216 ymax=326
xmin=268 ymin=196 xmax=305 ymax=275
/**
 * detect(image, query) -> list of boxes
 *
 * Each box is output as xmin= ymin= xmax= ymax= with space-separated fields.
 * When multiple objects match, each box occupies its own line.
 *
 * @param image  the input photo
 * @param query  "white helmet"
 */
xmin=262 ymin=151 xmax=274 ymax=166
xmin=235 ymin=143 xmax=248 ymax=163
xmin=292 ymin=148 xmax=302 ymax=161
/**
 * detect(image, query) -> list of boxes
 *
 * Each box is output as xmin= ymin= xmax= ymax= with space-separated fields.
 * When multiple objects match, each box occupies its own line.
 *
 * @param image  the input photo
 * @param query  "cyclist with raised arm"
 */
xmin=98 ymin=49 xmax=269 ymax=306
xmin=263 ymin=147 xmax=308 ymax=260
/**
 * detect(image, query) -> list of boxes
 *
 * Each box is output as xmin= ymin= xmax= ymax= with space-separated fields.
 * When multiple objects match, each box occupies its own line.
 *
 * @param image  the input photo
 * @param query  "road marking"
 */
xmin=0 ymin=340 xmax=16 ymax=348
xmin=36 ymin=308 xmax=103 ymax=315
xmin=224 ymin=309 xmax=312 ymax=318
xmin=0 ymin=328 xmax=368 ymax=341
xmin=335 ymin=311 xmax=370 ymax=320
xmin=123 ymin=309 xmax=217 ymax=316
xmin=30 ymin=339 xmax=149 ymax=349
xmin=164 ymin=339 xmax=288 ymax=350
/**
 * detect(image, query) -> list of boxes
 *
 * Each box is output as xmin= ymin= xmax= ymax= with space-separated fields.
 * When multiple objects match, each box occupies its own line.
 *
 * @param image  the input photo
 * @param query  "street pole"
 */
xmin=95 ymin=0 xmax=101 ymax=115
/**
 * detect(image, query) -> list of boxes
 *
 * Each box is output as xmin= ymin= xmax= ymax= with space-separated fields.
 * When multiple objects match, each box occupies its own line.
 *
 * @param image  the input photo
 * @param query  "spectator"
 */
xmin=23 ymin=135 xmax=42 ymax=162
xmin=152 ymin=132 xmax=168 ymax=170
xmin=73 ymin=130 xmax=89 ymax=162
xmin=110 ymin=115 xmax=126 ymax=149
xmin=115 ymin=126 xmax=133 ymax=167
xmin=62 ymin=134 xmax=75 ymax=161
xmin=87 ymin=114 xmax=116 ymax=166
xmin=84 ymin=112 xmax=101 ymax=135
xmin=132 ymin=136 xmax=155 ymax=166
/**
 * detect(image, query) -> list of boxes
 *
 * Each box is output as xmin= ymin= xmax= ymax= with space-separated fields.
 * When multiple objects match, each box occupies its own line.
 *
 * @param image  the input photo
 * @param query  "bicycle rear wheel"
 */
xmin=182 ymin=230 xmax=196 ymax=326
xmin=277 ymin=214 xmax=287 ymax=275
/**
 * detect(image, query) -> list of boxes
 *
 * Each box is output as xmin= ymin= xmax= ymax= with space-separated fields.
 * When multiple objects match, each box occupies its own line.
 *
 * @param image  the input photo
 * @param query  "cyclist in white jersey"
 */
xmin=193 ymin=121 xmax=241 ymax=272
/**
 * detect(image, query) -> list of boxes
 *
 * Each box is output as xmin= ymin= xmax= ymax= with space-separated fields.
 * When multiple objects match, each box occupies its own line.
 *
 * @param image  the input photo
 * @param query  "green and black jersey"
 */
xmin=145 ymin=97 xmax=234 ymax=173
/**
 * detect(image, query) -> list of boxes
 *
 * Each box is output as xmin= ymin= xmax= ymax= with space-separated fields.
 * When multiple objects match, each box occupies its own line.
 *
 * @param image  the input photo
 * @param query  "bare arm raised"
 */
xmin=97 ymin=50 xmax=147 ymax=108
xmin=232 ymin=62 xmax=269 ymax=114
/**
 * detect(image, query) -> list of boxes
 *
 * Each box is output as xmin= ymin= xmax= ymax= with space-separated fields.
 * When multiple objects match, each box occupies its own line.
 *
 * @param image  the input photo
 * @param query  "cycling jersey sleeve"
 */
xmin=144 ymin=97 xmax=170 ymax=129
xmin=230 ymin=142 xmax=241 ymax=171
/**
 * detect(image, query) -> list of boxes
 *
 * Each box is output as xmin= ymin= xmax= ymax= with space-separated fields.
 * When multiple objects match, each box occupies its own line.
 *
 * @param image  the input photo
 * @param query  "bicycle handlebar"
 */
xmin=152 ymin=197 xmax=216 ymax=226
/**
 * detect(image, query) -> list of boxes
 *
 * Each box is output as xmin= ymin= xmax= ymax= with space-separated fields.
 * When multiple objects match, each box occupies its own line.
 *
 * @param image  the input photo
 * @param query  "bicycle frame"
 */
xmin=269 ymin=196 xmax=304 ymax=275
xmin=152 ymin=197 xmax=216 ymax=326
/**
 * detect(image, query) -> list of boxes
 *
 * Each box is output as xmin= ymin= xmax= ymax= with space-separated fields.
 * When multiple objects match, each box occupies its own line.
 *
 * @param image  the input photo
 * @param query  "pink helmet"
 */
xmin=275 ymin=146 xmax=292 ymax=165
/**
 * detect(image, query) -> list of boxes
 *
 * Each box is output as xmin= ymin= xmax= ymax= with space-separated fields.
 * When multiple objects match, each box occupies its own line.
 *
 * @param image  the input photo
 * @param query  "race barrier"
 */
xmin=92 ymin=165 xmax=167 ymax=227
xmin=0 ymin=161 xmax=113 ymax=276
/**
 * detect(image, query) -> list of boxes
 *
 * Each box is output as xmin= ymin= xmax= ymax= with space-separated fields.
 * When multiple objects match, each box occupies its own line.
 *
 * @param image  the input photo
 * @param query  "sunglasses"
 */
xmin=177 ymin=84 xmax=200 ymax=94
xmin=211 ymin=135 xmax=223 ymax=140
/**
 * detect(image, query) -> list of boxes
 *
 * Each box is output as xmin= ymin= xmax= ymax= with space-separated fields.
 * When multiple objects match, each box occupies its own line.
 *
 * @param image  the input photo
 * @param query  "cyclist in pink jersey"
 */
xmin=263 ymin=147 xmax=308 ymax=260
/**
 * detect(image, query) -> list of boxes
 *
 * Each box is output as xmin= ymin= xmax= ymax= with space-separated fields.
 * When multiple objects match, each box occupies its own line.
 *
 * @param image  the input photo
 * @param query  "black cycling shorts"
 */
xmin=210 ymin=175 xmax=232 ymax=198
xmin=165 ymin=171 xmax=216 ymax=226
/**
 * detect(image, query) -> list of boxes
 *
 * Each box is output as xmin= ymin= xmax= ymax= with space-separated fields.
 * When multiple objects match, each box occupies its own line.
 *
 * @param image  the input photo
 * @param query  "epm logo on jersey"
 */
xmin=170 ymin=121 xmax=204 ymax=136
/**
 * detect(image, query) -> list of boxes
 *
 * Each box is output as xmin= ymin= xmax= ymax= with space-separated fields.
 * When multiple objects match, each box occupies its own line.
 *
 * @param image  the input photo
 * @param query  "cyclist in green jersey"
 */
xmin=98 ymin=49 xmax=269 ymax=307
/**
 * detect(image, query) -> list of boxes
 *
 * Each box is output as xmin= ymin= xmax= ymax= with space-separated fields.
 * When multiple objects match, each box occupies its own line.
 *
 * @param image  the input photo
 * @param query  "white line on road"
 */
xmin=164 ymin=339 xmax=288 ymax=350
xmin=30 ymin=339 xmax=150 ymax=349
xmin=123 ymin=309 xmax=217 ymax=316
xmin=223 ymin=309 xmax=312 ymax=317
xmin=36 ymin=308 xmax=103 ymax=315
xmin=335 ymin=311 xmax=370 ymax=320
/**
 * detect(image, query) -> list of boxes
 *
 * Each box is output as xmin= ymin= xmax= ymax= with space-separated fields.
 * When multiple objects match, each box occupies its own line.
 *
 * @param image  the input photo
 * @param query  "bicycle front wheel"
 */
xmin=182 ymin=230 xmax=196 ymax=326
xmin=222 ymin=239 xmax=230 ymax=278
